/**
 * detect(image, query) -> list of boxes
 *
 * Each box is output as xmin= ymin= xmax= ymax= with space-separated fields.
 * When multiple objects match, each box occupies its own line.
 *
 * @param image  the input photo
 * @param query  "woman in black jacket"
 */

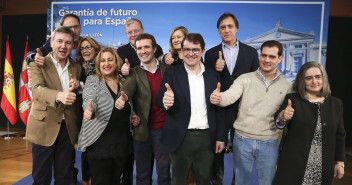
xmin=273 ymin=62 xmax=345 ymax=185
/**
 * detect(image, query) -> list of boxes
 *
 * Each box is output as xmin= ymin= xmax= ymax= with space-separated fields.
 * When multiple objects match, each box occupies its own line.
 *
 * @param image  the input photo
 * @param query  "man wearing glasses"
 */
xmin=117 ymin=18 xmax=163 ymax=75
xmin=26 ymin=14 xmax=82 ymax=65
xmin=155 ymin=33 xmax=226 ymax=185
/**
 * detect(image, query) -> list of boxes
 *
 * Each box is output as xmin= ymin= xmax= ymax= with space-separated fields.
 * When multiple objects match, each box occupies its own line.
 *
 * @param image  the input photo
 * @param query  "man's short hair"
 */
xmin=60 ymin=14 xmax=80 ymax=26
xmin=135 ymin=33 xmax=156 ymax=49
xmin=217 ymin=13 xmax=239 ymax=29
xmin=125 ymin=18 xmax=144 ymax=30
xmin=260 ymin=40 xmax=283 ymax=57
xmin=51 ymin=26 xmax=74 ymax=41
xmin=181 ymin=33 xmax=205 ymax=50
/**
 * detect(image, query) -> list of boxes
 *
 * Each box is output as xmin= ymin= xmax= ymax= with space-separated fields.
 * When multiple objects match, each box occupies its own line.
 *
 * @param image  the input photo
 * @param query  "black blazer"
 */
xmin=117 ymin=43 xmax=163 ymax=68
xmin=273 ymin=93 xmax=345 ymax=185
xmin=155 ymin=64 xmax=226 ymax=153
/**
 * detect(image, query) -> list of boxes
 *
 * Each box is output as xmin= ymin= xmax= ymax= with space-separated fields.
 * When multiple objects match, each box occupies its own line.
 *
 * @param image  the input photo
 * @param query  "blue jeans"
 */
xmin=134 ymin=129 xmax=171 ymax=185
xmin=233 ymin=133 xmax=278 ymax=185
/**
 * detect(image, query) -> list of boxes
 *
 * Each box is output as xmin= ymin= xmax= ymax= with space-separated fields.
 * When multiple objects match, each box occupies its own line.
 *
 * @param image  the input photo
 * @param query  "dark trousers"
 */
xmin=211 ymin=107 xmax=236 ymax=185
xmin=134 ymin=129 xmax=171 ymax=185
xmin=121 ymin=153 xmax=134 ymax=185
xmin=32 ymin=122 xmax=74 ymax=185
xmin=81 ymin=151 xmax=90 ymax=181
xmin=87 ymin=154 xmax=128 ymax=185
xmin=170 ymin=130 xmax=214 ymax=185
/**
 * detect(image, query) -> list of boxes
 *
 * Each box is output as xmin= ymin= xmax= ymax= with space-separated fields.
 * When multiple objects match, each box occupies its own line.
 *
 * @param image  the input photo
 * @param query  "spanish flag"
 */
xmin=1 ymin=41 xmax=17 ymax=125
xmin=18 ymin=41 xmax=32 ymax=125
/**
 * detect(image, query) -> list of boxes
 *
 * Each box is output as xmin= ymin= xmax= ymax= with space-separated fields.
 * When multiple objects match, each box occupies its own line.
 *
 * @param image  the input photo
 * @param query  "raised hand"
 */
xmin=115 ymin=91 xmax=128 ymax=110
xmin=57 ymin=85 xmax=76 ymax=105
xmin=210 ymin=82 xmax=221 ymax=105
xmin=215 ymin=51 xmax=225 ymax=72
xmin=84 ymin=100 xmax=94 ymax=121
xmin=164 ymin=51 xmax=175 ymax=65
xmin=121 ymin=58 xmax=130 ymax=76
xmin=163 ymin=83 xmax=174 ymax=108
xmin=34 ymin=48 xmax=45 ymax=66
xmin=69 ymin=74 xmax=81 ymax=90
xmin=280 ymin=99 xmax=295 ymax=122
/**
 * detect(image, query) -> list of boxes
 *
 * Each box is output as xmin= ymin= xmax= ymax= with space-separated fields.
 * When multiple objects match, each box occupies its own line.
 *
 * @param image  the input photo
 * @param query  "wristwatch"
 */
xmin=336 ymin=163 xmax=345 ymax=168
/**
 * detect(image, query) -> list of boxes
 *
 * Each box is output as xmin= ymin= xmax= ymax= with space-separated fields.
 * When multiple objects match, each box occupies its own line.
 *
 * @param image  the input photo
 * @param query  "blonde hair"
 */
xmin=169 ymin=26 xmax=188 ymax=53
xmin=94 ymin=47 xmax=123 ymax=83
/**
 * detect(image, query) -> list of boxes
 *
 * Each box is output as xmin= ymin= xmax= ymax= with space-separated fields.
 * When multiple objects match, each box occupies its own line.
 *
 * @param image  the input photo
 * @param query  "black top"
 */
xmin=87 ymin=83 xmax=132 ymax=159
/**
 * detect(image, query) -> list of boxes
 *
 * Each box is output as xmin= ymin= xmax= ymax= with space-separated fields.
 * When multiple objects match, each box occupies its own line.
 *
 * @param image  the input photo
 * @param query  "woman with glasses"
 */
xmin=164 ymin=26 xmax=189 ymax=66
xmin=272 ymin=62 xmax=345 ymax=185
xmin=76 ymin=38 xmax=101 ymax=185
xmin=77 ymin=47 xmax=139 ymax=185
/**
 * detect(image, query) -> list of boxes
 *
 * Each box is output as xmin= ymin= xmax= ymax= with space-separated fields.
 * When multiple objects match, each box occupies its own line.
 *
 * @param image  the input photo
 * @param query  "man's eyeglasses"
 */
xmin=126 ymin=29 xmax=141 ymax=35
xmin=182 ymin=48 xmax=201 ymax=54
xmin=80 ymin=45 xmax=93 ymax=51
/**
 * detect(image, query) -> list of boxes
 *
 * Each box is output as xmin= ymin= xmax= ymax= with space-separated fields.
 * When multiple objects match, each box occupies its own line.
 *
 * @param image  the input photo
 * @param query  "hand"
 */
xmin=215 ymin=51 xmax=225 ymax=72
xmin=164 ymin=52 xmax=175 ymax=65
xmin=69 ymin=74 xmax=81 ymax=90
xmin=280 ymin=99 xmax=295 ymax=122
xmin=84 ymin=100 xmax=94 ymax=121
xmin=34 ymin=48 xmax=44 ymax=66
xmin=215 ymin=141 xmax=225 ymax=153
xmin=334 ymin=163 xmax=344 ymax=179
xmin=131 ymin=114 xmax=140 ymax=126
xmin=57 ymin=86 xmax=76 ymax=105
xmin=163 ymin=83 xmax=174 ymax=108
xmin=115 ymin=91 xmax=128 ymax=110
xmin=121 ymin=59 xmax=130 ymax=76
xmin=210 ymin=82 xmax=221 ymax=105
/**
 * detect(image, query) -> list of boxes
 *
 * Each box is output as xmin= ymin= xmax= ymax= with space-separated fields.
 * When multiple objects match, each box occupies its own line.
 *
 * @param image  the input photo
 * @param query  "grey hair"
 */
xmin=51 ymin=26 xmax=74 ymax=41
xmin=124 ymin=18 xmax=144 ymax=31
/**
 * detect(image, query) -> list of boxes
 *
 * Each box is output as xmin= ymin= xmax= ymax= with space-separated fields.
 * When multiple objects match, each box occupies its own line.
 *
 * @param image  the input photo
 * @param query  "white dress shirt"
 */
xmin=222 ymin=40 xmax=239 ymax=75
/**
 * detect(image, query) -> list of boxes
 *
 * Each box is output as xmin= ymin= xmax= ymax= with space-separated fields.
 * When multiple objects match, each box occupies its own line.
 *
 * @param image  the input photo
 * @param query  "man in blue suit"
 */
xmin=155 ymin=33 xmax=226 ymax=185
xmin=204 ymin=13 xmax=259 ymax=185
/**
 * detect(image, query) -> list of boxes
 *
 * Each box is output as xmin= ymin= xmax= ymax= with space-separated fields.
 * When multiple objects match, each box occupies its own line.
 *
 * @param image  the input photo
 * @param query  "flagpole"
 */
xmin=3 ymin=120 xmax=15 ymax=139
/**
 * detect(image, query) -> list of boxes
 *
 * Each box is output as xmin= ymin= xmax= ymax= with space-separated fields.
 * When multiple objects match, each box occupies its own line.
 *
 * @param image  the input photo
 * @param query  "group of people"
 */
xmin=24 ymin=12 xmax=345 ymax=185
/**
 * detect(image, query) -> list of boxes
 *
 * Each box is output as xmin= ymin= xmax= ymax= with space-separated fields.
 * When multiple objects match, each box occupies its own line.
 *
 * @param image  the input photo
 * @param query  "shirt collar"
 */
xmin=184 ymin=62 xmax=205 ymax=77
xmin=140 ymin=59 xmax=160 ymax=73
xmin=50 ymin=53 xmax=70 ymax=69
xmin=257 ymin=68 xmax=280 ymax=85
xmin=222 ymin=39 xmax=239 ymax=49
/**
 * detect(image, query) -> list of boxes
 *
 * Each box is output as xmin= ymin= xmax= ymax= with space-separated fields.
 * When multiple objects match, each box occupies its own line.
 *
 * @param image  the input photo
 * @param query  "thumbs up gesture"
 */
xmin=121 ymin=58 xmax=130 ymax=76
xmin=57 ymin=85 xmax=77 ymax=105
xmin=164 ymin=51 xmax=175 ymax=65
xmin=279 ymin=99 xmax=295 ymax=123
xmin=84 ymin=100 xmax=94 ymax=121
xmin=210 ymin=82 xmax=222 ymax=105
xmin=163 ymin=83 xmax=174 ymax=108
xmin=115 ymin=91 xmax=128 ymax=110
xmin=215 ymin=51 xmax=225 ymax=72
xmin=34 ymin=48 xmax=45 ymax=66
xmin=69 ymin=74 xmax=81 ymax=91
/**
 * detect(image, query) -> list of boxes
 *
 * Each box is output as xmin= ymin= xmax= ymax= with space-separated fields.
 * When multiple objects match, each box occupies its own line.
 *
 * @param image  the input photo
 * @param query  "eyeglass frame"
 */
xmin=182 ymin=48 xmax=202 ymax=54
xmin=80 ymin=45 xmax=93 ymax=52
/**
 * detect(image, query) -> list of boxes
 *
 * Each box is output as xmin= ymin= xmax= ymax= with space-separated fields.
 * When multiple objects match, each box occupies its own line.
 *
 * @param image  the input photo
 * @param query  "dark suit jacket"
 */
xmin=273 ymin=93 xmax=345 ymax=185
xmin=27 ymin=54 xmax=82 ymax=146
xmin=121 ymin=63 xmax=167 ymax=142
xmin=204 ymin=41 xmax=259 ymax=119
xmin=155 ymin=64 xmax=226 ymax=153
xmin=117 ymin=43 xmax=163 ymax=68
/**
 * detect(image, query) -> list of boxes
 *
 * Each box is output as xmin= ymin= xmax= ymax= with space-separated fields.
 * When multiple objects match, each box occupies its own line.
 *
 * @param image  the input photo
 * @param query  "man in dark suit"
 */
xmin=204 ymin=13 xmax=259 ymax=185
xmin=27 ymin=26 xmax=82 ymax=185
xmin=117 ymin=18 xmax=163 ymax=75
xmin=155 ymin=33 xmax=226 ymax=185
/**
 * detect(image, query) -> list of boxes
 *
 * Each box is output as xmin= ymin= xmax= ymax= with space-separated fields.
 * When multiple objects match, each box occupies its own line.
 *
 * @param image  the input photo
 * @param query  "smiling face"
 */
xmin=80 ymin=40 xmax=96 ymax=62
xmin=218 ymin=16 xmax=238 ymax=46
xmin=182 ymin=39 xmax=204 ymax=69
xmin=125 ymin=21 xmax=144 ymax=46
xmin=99 ymin=51 xmax=117 ymax=77
xmin=136 ymin=38 xmax=156 ymax=65
xmin=259 ymin=46 xmax=282 ymax=75
xmin=50 ymin=32 xmax=74 ymax=63
xmin=171 ymin=30 xmax=186 ymax=51
xmin=304 ymin=67 xmax=323 ymax=96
